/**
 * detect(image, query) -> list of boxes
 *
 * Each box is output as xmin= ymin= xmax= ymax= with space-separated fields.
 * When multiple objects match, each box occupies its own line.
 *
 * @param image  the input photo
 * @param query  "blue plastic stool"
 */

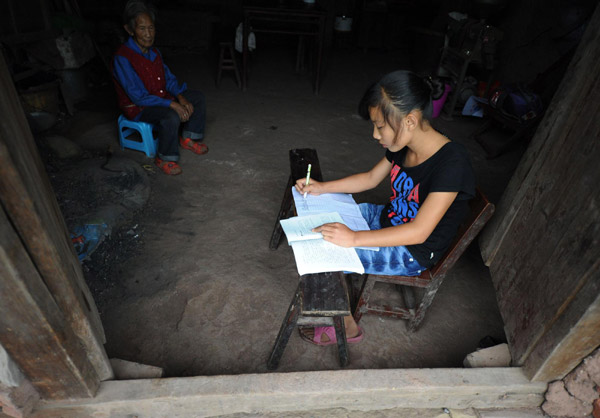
xmin=117 ymin=114 xmax=158 ymax=157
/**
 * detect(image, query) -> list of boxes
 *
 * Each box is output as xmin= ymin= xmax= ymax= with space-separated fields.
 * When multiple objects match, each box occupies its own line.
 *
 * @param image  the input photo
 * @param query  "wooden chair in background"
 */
xmin=352 ymin=188 xmax=495 ymax=332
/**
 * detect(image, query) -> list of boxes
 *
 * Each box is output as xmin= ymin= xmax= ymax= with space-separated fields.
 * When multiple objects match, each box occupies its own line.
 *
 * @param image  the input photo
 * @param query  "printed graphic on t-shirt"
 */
xmin=387 ymin=163 xmax=420 ymax=225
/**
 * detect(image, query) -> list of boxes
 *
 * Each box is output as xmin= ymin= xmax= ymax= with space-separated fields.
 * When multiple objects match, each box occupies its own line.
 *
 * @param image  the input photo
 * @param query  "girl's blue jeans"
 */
xmin=355 ymin=203 xmax=426 ymax=276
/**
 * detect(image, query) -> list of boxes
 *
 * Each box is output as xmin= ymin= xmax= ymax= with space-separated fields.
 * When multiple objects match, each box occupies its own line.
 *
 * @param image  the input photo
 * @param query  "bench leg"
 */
xmin=267 ymin=284 xmax=301 ymax=370
xmin=269 ymin=175 xmax=294 ymax=250
xmin=333 ymin=316 xmax=349 ymax=367
xmin=345 ymin=274 xmax=358 ymax=313
xmin=353 ymin=274 xmax=376 ymax=323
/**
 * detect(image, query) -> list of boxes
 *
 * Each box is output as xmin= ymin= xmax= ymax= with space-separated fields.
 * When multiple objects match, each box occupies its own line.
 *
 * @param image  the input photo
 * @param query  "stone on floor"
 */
xmin=463 ymin=343 xmax=511 ymax=368
xmin=109 ymin=358 xmax=163 ymax=380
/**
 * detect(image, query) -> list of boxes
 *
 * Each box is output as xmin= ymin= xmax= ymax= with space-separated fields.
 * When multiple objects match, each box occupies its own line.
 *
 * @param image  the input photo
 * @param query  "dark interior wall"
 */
xmin=71 ymin=0 xmax=245 ymax=50
xmin=1 ymin=0 xmax=51 ymax=38
xmin=1 ymin=0 xmax=597 ymax=107
xmin=492 ymin=0 xmax=597 ymax=85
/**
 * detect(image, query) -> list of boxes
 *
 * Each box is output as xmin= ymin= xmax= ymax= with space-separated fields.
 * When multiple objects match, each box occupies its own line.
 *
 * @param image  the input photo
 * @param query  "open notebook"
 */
xmin=279 ymin=189 xmax=380 ymax=275
xmin=280 ymin=212 xmax=365 ymax=275
xmin=291 ymin=187 xmax=378 ymax=251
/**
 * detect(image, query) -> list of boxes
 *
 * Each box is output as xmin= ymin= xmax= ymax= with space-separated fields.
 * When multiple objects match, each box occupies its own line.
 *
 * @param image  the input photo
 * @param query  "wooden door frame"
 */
xmin=0 ymin=49 xmax=111 ymax=399
xmin=1 ymin=5 xmax=599 ymax=401
xmin=480 ymin=4 xmax=600 ymax=381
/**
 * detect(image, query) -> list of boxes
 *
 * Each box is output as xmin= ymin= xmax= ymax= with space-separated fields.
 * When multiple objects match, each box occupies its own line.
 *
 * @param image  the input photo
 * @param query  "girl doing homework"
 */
xmin=295 ymin=70 xmax=476 ymax=345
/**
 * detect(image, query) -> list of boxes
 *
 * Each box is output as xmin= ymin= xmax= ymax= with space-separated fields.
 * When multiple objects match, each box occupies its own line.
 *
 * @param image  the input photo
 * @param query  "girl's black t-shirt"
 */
xmin=380 ymin=141 xmax=476 ymax=268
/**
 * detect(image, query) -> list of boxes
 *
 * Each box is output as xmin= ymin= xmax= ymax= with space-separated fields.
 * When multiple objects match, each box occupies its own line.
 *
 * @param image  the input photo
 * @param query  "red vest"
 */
xmin=113 ymin=44 xmax=174 ymax=120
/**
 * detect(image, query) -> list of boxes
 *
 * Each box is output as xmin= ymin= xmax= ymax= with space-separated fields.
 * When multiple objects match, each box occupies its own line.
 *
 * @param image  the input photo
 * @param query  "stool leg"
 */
xmin=267 ymin=284 xmax=301 ymax=370
xmin=397 ymin=285 xmax=417 ymax=310
xmin=353 ymin=274 xmax=376 ymax=323
xmin=216 ymin=47 xmax=225 ymax=87
xmin=229 ymin=45 xmax=242 ymax=89
xmin=408 ymin=275 xmax=443 ymax=332
xmin=333 ymin=316 xmax=349 ymax=367
xmin=141 ymin=125 xmax=156 ymax=157
xmin=296 ymin=36 xmax=306 ymax=73
xmin=118 ymin=127 xmax=128 ymax=150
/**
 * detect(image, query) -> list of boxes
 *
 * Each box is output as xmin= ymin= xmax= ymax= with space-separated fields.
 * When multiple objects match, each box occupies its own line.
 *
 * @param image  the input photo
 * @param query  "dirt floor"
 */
xmin=39 ymin=43 xmax=526 ymax=378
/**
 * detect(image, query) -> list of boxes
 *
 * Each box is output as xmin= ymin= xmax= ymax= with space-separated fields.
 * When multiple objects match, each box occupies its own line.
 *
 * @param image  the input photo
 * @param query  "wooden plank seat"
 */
xmin=353 ymin=188 xmax=495 ymax=332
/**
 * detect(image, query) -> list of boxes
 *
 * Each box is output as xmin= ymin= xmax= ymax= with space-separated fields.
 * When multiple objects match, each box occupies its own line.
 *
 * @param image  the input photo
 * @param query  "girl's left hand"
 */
xmin=312 ymin=222 xmax=356 ymax=247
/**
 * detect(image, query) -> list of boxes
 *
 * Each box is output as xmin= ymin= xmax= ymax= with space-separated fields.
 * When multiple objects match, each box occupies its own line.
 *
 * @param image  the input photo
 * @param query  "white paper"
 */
xmin=290 ymin=239 xmax=365 ymax=275
xmin=291 ymin=187 xmax=378 ymax=251
xmin=280 ymin=212 xmax=344 ymax=244
xmin=293 ymin=187 xmax=359 ymax=218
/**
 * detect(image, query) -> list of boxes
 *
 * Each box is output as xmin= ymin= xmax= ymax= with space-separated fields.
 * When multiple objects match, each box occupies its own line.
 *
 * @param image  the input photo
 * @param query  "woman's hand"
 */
xmin=170 ymin=101 xmax=190 ymax=122
xmin=313 ymin=222 xmax=356 ymax=247
xmin=295 ymin=178 xmax=323 ymax=196
xmin=177 ymin=94 xmax=194 ymax=115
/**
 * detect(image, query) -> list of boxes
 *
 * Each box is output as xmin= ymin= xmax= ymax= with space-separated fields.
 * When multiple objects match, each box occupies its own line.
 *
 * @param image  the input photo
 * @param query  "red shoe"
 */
xmin=154 ymin=158 xmax=182 ymax=175
xmin=179 ymin=137 xmax=209 ymax=155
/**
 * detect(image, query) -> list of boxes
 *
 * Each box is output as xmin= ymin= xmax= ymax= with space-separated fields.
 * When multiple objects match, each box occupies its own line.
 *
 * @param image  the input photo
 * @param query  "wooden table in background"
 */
xmin=242 ymin=5 xmax=327 ymax=94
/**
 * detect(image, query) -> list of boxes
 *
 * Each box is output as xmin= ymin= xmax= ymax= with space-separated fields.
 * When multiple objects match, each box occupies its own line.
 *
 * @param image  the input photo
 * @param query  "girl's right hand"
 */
xmin=295 ymin=178 xmax=322 ymax=196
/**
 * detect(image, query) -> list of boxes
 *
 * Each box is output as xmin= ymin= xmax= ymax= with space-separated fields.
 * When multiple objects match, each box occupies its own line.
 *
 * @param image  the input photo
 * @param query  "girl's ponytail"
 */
xmin=359 ymin=70 xmax=442 ymax=127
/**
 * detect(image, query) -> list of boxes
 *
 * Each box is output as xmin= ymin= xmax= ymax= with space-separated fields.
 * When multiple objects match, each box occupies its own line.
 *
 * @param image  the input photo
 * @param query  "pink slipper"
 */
xmin=299 ymin=326 xmax=364 ymax=346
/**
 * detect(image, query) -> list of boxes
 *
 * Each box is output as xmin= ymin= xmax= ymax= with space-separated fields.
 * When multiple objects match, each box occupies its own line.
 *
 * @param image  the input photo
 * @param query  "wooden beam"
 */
xmin=0 ymin=47 xmax=112 ymax=383
xmin=0 ymin=205 xmax=98 ymax=399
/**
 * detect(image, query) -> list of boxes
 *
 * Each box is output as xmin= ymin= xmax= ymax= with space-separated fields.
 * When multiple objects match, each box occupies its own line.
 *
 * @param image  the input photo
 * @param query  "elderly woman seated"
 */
xmin=112 ymin=0 xmax=209 ymax=175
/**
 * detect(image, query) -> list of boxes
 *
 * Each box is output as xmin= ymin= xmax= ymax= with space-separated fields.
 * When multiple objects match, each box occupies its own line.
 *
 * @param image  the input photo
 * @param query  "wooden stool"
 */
xmin=267 ymin=272 xmax=351 ymax=370
xmin=216 ymin=42 xmax=241 ymax=88
xmin=353 ymin=188 xmax=495 ymax=331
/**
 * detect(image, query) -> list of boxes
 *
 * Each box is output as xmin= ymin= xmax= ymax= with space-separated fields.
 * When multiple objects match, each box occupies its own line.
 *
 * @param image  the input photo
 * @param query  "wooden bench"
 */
xmin=267 ymin=149 xmax=351 ymax=370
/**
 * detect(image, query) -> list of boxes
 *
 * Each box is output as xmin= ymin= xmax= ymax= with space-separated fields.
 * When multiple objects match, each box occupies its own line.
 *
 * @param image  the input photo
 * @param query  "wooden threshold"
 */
xmin=32 ymin=368 xmax=547 ymax=417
